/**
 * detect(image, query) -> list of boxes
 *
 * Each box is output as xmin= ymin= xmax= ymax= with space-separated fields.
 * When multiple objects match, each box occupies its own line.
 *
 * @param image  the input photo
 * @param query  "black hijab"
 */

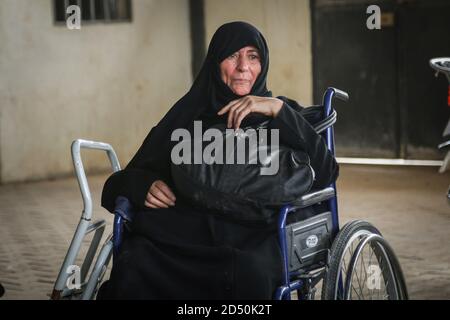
xmin=126 ymin=21 xmax=272 ymax=173
xmin=102 ymin=21 xmax=339 ymax=214
xmin=203 ymin=21 xmax=272 ymax=115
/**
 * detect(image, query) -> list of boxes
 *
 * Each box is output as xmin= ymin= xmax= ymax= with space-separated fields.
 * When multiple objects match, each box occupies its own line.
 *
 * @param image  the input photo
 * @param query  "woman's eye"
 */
xmin=228 ymin=53 xmax=238 ymax=59
xmin=249 ymin=55 xmax=260 ymax=60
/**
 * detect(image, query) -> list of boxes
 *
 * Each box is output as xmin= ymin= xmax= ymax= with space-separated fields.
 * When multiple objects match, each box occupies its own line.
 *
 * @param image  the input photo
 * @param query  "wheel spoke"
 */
xmin=363 ymin=246 xmax=371 ymax=298
xmin=379 ymin=254 xmax=391 ymax=300
xmin=366 ymin=248 xmax=374 ymax=283
xmin=352 ymin=283 xmax=362 ymax=300
xmin=359 ymin=248 xmax=367 ymax=298
xmin=380 ymin=253 xmax=390 ymax=300
xmin=384 ymin=279 xmax=389 ymax=300
xmin=363 ymin=248 xmax=374 ymax=296
xmin=354 ymin=253 xmax=366 ymax=299
xmin=342 ymin=254 xmax=348 ymax=276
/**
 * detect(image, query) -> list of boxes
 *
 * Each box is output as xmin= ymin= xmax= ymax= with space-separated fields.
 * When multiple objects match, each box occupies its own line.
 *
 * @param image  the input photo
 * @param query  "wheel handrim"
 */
xmin=344 ymin=234 xmax=399 ymax=300
xmin=333 ymin=229 xmax=373 ymax=299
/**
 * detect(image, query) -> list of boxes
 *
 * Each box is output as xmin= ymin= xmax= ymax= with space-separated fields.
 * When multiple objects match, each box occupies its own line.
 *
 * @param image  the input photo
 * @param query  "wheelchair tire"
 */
xmin=322 ymin=220 xmax=408 ymax=300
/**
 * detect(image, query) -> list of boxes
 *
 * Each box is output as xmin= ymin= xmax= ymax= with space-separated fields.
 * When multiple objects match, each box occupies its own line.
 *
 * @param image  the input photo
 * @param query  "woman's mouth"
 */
xmin=232 ymin=79 xmax=251 ymax=84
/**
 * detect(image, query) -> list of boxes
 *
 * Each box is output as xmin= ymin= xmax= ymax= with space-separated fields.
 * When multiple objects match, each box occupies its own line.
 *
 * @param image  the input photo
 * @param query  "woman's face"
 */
xmin=219 ymin=46 xmax=262 ymax=96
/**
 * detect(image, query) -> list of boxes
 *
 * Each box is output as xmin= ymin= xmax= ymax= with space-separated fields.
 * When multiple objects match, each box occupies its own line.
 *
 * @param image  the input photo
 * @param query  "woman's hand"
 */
xmin=144 ymin=180 xmax=176 ymax=209
xmin=217 ymin=96 xmax=283 ymax=129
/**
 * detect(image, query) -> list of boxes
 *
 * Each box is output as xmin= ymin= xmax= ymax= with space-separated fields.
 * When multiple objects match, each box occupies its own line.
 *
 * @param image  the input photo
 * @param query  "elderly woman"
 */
xmin=99 ymin=21 xmax=338 ymax=299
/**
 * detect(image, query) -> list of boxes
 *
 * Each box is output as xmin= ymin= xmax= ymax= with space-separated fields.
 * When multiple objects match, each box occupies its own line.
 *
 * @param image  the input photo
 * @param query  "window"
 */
xmin=54 ymin=0 xmax=132 ymax=24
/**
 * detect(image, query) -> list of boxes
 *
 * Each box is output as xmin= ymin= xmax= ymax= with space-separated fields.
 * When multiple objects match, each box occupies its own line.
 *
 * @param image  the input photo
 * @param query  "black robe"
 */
xmin=98 ymin=22 xmax=338 ymax=300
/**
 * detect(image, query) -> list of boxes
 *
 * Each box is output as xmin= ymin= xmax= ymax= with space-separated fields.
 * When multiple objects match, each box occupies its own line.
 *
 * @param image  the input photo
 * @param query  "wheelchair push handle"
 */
xmin=71 ymin=139 xmax=121 ymax=220
xmin=332 ymin=88 xmax=349 ymax=102
xmin=321 ymin=87 xmax=349 ymax=129
xmin=72 ymin=139 xmax=121 ymax=172
xmin=322 ymin=87 xmax=349 ymax=119
xmin=329 ymin=87 xmax=349 ymax=102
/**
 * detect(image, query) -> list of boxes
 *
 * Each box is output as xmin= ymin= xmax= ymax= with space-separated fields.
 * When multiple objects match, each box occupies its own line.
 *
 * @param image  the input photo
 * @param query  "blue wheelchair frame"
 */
xmin=275 ymin=88 xmax=347 ymax=299
xmin=111 ymin=87 xmax=349 ymax=300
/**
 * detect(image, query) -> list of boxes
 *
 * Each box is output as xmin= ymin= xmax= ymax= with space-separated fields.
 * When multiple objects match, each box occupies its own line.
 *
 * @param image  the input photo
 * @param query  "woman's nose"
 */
xmin=236 ymin=57 xmax=250 ymax=72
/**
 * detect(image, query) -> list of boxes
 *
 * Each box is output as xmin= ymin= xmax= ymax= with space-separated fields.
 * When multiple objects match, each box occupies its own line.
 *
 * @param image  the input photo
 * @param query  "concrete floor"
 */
xmin=0 ymin=164 xmax=449 ymax=300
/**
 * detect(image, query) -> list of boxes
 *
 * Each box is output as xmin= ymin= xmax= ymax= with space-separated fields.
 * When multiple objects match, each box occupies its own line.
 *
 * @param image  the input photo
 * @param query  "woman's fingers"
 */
xmin=152 ymin=185 xmax=175 ymax=206
xmin=217 ymin=98 xmax=241 ymax=115
xmin=231 ymin=97 xmax=258 ymax=129
xmin=219 ymin=96 xmax=280 ymax=129
xmin=156 ymin=181 xmax=176 ymax=202
xmin=146 ymin=192 xmax=169 ymax=208
xmin=144 ymin=200 xmax=158 ymax=209
xmin=220 ymin=96 xmax=266 ymax=129
xmin=234 ymin=107 xmax=253 ymax=129
xmin=230 ymin=101 xmax=248 ymax=126
xmin=227 ymin=99 xmax=249 ymax=128
xmin=144 ymin=180 xmax=176 ymax=208
xmin=226 ymin=102 xmax=239 ymax=128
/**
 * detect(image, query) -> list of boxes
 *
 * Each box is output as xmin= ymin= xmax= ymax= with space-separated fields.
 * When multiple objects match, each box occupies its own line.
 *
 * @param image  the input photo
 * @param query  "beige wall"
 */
xmin=204 ymin=0 xmax=313 ymax=105
xmin=0 ymin=0 xmax=192 ymax=183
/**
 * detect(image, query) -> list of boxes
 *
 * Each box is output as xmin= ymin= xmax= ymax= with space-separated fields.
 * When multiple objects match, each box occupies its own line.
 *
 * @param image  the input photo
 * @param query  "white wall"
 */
xmin=204 ymin=0 xmax=313 ymax=106
xmin=0 ymin=0 xmax=192 ymax=183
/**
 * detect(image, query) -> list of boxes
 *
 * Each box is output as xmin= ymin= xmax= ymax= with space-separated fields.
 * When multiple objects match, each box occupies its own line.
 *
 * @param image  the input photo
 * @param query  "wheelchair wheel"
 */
xmin=322 ymin=220 xmax=408 ymax=300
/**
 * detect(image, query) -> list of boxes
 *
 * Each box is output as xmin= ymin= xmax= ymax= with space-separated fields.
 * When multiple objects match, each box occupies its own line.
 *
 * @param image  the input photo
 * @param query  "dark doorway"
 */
xmin=312 ymin=0 xmax=450 ymax=159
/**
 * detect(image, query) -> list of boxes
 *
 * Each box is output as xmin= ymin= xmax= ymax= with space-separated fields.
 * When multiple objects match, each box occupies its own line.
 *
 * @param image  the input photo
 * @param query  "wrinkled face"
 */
xmin=219 ymin=46 xmax=262 ymax=96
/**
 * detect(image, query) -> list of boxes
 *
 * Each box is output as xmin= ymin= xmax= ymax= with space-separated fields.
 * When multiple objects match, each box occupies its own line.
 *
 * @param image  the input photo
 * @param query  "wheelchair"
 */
xmin=51 ymin=87 xmax=408 ymax=300
xmin=430 ymin=57 xmax=450 ymax=202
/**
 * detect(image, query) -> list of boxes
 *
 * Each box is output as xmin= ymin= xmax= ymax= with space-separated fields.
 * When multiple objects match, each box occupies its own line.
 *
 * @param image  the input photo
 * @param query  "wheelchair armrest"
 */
xmin=114 ymin=196 xmax=135 ymax=222
xmin=290 ymin=187 xmax=335 ymax=210
xmin=313 ymin=109 xmax=337 ymax=134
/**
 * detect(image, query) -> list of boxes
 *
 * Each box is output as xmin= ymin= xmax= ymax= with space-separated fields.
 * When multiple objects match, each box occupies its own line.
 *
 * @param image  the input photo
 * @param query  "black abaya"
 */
xmin=98 ymin=22 xmax=338 ymax=300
